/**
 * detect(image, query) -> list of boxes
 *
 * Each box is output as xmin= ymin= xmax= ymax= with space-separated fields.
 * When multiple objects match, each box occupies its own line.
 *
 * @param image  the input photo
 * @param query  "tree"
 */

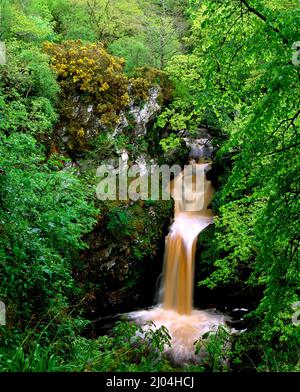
xmin=109 ymin=36 xmax=153 ymax=74
xmin=85 ymin=0 xmax=143 ymax=45
xmin=141 ymin=0 xmax=185 ymax=69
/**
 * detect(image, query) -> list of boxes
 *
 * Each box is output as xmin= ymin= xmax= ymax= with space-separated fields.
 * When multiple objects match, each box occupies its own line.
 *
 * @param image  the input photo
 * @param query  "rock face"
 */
xmin=182 ymin=128 xmax=214 ymax=162
xmin=130 ymin=88 xmax=161 ymax=136
xmin=57 ymin=96 xmax=102 ymax=147
xmin=56 ymin=86 xmax=162 ymax=156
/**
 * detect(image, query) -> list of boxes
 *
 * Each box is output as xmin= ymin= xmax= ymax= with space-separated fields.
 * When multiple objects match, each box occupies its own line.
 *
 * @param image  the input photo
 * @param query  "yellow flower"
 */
xmin=77 ymin=128 xmax=85 ymax=138
xmin=99 ymin=82 xmax=110 ymax=92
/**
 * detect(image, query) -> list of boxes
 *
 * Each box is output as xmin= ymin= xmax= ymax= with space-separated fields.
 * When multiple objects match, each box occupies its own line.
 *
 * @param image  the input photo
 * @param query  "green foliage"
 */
xmin=129 ymin=77 xmax=152 ymax=105
xmin=1 ymin=344 xmax=59 ymax=372
xmin=84 ymin=0 xmax=144 ymax=45
xmin=0 ymin=308 xmax=90 ymax=372
xmin=232 ymin=325 xmax=300 ymax=372
xmin=160 ymin=133 xmax=181 ymax=152
xmin=103 ymin=199 xmax=173 ymax=254
xmin=141 ymin=0 xmax=188 ymax=69
xmin=0 ymin=41 xmax=59 ymax=141
xmin=86 ymin=321 xmax=172 ymax=372
xmin=195 ymin=326 xmax=232 ymax=372
xmin=107 ymin=207 xmax=135 ymax=237
xmin=48 ymin=0 xmax=97 ymax=41
xmin=109 ymin=36 xmax=153 ymax=75
xmin=0 ymin=320 xmax=173 ymax=372
xmin=0 ymin=133 xmax=97 ymax=330
xmin=0 ymin=0 xmax=56 ymax=42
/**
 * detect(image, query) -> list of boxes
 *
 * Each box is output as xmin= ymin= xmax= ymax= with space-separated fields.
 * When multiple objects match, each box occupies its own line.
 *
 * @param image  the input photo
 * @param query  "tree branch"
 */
xmin=265 ymin=109 xmax=300 ymax=144
xmin=239 ymin=0 xmax=289 ymax=45
xmin=265 ymin=141 xmax=300 ymax=156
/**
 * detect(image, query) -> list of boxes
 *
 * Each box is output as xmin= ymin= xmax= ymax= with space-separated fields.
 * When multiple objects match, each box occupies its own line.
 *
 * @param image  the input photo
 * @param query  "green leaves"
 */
xmin=0 ymin=133 xmax=98 ymax=328
xmin=0 ymin=41 xmax=59 ymax=141
xmin=159 ymin=133 xmax=181 ymax=152
xmin=194 ymin=326 xmax=232 ymax=372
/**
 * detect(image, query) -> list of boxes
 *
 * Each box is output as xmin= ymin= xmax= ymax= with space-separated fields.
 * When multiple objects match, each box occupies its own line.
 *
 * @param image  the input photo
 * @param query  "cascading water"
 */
xmin=129 ymin=162 xmax=229 ymax=363
xmin=162 ymin=164 xmax=214 ymax=315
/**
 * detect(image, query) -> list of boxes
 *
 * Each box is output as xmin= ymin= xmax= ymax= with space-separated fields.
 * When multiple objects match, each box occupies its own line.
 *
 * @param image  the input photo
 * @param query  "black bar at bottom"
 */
xmin=0 ymin=372 xmax=299 ymax=391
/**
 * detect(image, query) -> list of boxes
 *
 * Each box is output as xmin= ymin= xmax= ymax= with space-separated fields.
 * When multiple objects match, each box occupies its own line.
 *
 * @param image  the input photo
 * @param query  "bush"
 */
xmin=0 ymin=41 xmax=59 ymax=142
xmin=0 ymin=133 xmax=97 ymax=332
xmin=44 ymin=40 xmax=129 ymax=127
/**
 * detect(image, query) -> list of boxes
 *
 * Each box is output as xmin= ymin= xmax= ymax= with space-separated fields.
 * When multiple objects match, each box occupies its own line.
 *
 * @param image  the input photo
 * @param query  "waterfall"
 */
xmin=129 ymin=162 xmax=229 ymax=363
xmin=162 ymin=163 xmax=214 ymax=315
